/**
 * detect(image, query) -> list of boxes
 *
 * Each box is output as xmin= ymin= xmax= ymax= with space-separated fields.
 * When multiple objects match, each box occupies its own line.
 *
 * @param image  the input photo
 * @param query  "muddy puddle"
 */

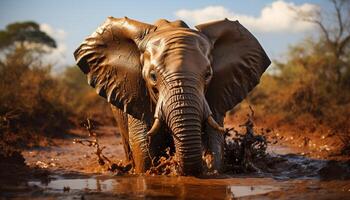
xmin=2 ymin=127 xmax=350 ymax=199
xmin=17 ymin=171 xmax=350 ymax=199
xmin=4 ymin=146 xmax=348 ymax=199
xmin=27 ymin=175 xmax=282 ymax=199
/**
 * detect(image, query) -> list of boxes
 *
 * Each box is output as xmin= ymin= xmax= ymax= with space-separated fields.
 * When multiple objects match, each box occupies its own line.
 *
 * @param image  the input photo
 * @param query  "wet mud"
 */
xmin=2 ymin=168 xmax=350 ymax=199
xmin=1 ymin=124 xmax=350 ymax=199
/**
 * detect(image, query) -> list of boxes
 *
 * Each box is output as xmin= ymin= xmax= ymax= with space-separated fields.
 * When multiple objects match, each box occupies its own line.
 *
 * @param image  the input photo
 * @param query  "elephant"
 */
xmin=74 ymin=17 xmax=270 ymax=175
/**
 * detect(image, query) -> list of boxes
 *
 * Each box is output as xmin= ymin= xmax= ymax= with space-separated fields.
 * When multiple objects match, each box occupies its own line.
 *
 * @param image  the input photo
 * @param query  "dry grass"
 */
xmin=0 ymin=47 xmax=114 ymax=158
xmin=229 ymin=37 xmax=350 ymax=156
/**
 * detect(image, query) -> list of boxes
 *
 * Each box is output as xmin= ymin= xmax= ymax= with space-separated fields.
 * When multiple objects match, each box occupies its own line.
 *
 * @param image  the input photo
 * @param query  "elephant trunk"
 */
xmin=163 ymin=81 xmax=203 ymax=175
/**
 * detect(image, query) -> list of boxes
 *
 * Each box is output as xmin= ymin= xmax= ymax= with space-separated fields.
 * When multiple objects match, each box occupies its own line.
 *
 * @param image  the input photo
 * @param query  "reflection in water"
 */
xmin=28 ymin=176 xmax=280 ymax=199
xmin=30 ymin=178 xmax=114 ymax=191
xmin=229 ymin=185 xmax=279 ymax=198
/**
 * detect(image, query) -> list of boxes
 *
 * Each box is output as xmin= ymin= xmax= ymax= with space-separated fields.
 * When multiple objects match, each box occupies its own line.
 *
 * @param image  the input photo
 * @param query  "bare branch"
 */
xmin=331 ymin=0 xmax=344 ymax=42
xmin=293 ymin=5 xmax=333 ymax=46
xmin=297 ymin=0 xmax=350 ymax=59
xmin=338 ymin=34 xmax=350 ymax=56
xmin=303 ymin=17 xmax=332 ymax=45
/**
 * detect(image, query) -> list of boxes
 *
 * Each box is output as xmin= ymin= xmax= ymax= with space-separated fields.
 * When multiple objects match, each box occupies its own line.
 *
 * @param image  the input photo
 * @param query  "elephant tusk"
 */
xmin=147 ymin=118 xmax=161 ymax=137
xmin=207 ymin=115 xmax=225 ymax=133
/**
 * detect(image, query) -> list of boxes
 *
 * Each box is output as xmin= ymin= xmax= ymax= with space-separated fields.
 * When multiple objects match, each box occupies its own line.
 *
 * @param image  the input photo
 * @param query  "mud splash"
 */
xmin=6 ymin=111 xmax=349 ymax=199
xmin=71 ymin=112 xmax=346 ymax=179
xmin=72 ymin=109 xmax=273 ymax=176
xmin=73 ymin=119 xmax=132 ymax=174
xmin=223 ymin=107 xmax=268 ymax=174
xmin=2 ymin=127 xmax=350 ymax=199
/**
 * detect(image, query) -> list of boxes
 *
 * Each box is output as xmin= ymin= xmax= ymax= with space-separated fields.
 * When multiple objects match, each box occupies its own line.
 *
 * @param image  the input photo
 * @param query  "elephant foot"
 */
xmin=127 ymin=115 xmax=153 ymax=173
xmin=204 ymin=125 xmax=225 ymax=173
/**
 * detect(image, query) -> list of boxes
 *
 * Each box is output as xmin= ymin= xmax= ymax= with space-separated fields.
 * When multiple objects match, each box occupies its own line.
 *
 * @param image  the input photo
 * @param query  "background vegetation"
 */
xmin=0 ymin=22 xmax=113 ymax=157
xmin=232 ymin=0 xmax=350 ymax=155
xmin=0 ymin=0 xmax=349 ymax=159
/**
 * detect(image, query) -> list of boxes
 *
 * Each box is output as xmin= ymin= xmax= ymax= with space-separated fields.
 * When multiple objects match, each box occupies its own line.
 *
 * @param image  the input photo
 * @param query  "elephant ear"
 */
xmin=196 ymin=19 xmax=271 ymax=117
xmin=74 ymin=17 xmax=156 ymax=120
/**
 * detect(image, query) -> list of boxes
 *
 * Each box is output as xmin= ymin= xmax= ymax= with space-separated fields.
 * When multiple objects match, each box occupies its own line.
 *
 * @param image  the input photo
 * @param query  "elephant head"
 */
xmin=74 ymin=17 xmax=270 ymax=175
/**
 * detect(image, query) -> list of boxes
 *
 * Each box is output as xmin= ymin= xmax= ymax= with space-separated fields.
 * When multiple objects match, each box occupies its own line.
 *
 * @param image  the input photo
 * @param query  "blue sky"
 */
xmin=0 ymin=0 xmax=329 ymax=70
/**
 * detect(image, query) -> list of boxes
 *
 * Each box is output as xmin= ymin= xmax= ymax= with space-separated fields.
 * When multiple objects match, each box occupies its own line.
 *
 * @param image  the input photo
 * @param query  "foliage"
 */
xmin=58 ymin=66 xmax=115 ymax=124
xmin=0 ymin=47 xmax=71 ymax=156
xmin=0 ymin=21 xmax=56 ymax=50
xmin=235 ymin=0 xmax=350 ymax=154
xmin=247 ymin=36 xmax=350 ymax=130
xmin=0 ymin=22 xmax=113 ymax=157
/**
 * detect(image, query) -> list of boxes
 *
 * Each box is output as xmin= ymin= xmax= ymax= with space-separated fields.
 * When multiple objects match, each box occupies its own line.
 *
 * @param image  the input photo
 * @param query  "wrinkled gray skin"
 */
xmin=74 ymin=17 xmax=270 ymax=175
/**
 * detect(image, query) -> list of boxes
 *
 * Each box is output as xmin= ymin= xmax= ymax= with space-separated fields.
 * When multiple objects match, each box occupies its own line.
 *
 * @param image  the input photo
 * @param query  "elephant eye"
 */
xmin=150 ymin=70 xmax=157 ymax=83
xmin=205 ymin=68 xmax=212 ymax=81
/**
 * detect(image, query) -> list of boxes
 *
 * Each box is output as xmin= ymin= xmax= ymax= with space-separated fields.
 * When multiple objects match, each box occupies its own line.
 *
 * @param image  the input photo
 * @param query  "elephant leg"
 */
xmin=111 ymin=106 xmax=132 ymax=162
xmin=127 ymin=114 xmax=153 ymax=173
xmin=204 ymin=115 xmax=225 ymax=172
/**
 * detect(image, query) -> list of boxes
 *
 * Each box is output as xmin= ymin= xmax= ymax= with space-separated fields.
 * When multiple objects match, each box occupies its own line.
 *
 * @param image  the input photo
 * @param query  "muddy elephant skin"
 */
xmin=74 ymin=17 xmax=270 ymax=175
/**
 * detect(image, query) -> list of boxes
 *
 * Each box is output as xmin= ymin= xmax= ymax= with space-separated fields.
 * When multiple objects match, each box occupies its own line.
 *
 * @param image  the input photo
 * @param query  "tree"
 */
xmin=297 ymin=0 xmax=350 ymax=84
xmin=0 ymin=21 xmax=57 ymax=70
xmin=244 ymin=0 xmax=350 ymax=135
xmin=0 ymin=21 xmax=66 ymax=158
xmin=0 ymin=21 xmax=56 ymax=50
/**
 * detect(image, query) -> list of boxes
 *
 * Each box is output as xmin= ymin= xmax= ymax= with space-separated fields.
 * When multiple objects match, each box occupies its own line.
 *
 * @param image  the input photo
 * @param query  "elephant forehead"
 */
xmin=145 ymin=29 xmax=211 ymax=68
xmin=146 ymin=29 xmax=211 ymax=52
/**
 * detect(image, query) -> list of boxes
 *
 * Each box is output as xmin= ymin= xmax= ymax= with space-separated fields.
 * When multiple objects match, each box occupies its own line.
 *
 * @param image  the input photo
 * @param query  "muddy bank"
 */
xmin=22 ymin=126 xmax=124 ymax=174
xmin=225 ymin=111 xmax=350 ymax=161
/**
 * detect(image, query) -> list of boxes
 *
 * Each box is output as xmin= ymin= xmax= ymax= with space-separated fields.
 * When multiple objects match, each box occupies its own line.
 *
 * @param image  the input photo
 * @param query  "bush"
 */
xmin=0 ymin=46 xmax=115 ymax=157
xmin=58 ymin=66 xmax=115 ymax=125
xmin=232 ymin=36 xmax=350 ymax=154
xmin=0 ymin=48 xmax=71 ymax=155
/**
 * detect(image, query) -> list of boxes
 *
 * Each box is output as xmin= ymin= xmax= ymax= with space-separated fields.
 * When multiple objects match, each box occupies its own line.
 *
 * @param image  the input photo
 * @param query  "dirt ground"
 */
xmin=1 ymin=124 xmax=350 ymax=199
xmin=225 ymin=112 xmax=350 ymax=161
xmin=22 ymin=126 xmax=126 ymax=174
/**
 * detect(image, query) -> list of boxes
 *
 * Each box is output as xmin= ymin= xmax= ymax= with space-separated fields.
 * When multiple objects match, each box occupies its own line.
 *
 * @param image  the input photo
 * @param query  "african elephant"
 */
xmin=74 ymin=17 xmax=270 ymax=175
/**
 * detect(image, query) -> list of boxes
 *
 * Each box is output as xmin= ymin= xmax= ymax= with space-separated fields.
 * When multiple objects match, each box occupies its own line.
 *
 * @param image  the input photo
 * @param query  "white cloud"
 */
xmin=175 ymin=0 xmax=319 ymax=33
xmin=40 ymin=23 xmax=68 ymax=69
xmin=40 ymin=23 xmax=67 ymax=40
